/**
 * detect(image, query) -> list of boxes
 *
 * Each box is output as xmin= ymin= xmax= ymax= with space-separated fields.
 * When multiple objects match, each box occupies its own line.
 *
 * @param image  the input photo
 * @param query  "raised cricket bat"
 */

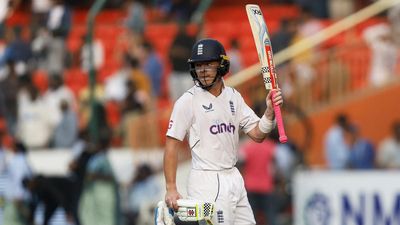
xmin=246 ymin=4 xmax=288 ymax=143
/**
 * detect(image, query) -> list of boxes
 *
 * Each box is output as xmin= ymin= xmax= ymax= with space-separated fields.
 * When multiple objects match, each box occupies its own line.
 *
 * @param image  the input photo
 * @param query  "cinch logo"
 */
xmin=210 ymin=123 xmax=235 ymax=134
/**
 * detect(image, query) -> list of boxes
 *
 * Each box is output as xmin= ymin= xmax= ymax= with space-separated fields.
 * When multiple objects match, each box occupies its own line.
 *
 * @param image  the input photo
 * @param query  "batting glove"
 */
xmin=155 ymin=201 xmax=175 ymax=225
xmin=176 ymin=199 xmax=215 ymax=223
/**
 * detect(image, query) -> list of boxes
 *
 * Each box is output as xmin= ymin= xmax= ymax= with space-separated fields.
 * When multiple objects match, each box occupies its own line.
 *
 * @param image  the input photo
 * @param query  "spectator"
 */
xmin=168 ymin=23 xmax=196 ymax=101
xmin=0 ymin=60 xmax=20 ymax=136
xmin=1 ymin=26 xmax=32 ymax=76
xmin=71 ymin=128 xmax=90 ymax=159
xmin=80 ymin=128 xmax=120 ymax=225
xmin=67 ymin=138 xmax=95 ymax=224
xmin=43 ymin=75 xmax=76 ymax=126
xmin=46 ymin=0 xmax=72 ymax=75
xmin=126 ymin=163 xmax=160 ymax=225
xmin=240 ymin=136 xmax=277 ymax=225
xmin=388 ymin=3 xmax=400 ymax=46
xmin=169 ymin=0 xmax=199 ymax=22
xmin=0 ymin=121 xmax=7 ymax=174
xmin=124 ymin=0 xmax=146 ymax=35
xmin=128 ymin=55 xmax=152 ymax=98
xmin=377 ymin=120 xmax=400 ymax=169
xmin=31 ymin=0 xmax=52 ymax=36
xmin=0 ymin=0 xmax=20 ymax=39
xmin=120 ymin=79 xmax=158 ymax=149
xmin=362 ymin=23 xmax=398 ymax=87
xmin=226 ymin=38 xmax=243 ymax=75
xmin=290 ymin=6 xmax=323 ymax=109
xmin=121 ymin=80 xmax=145 ymax=115
xmin=3 ymin=141 xmax=32 ymax=225
xmin=321 ymin=47 xmax=350 ymax=102
xmin=23 ymin=175 xmax=81 ymax=225
xmin=52 ymin=99 xmax=78 ymax=148
xmin=328 ymin=0 xmax=355 ymax=19
xmin=324 ymin=113 xmax=350 ymax=169
xmin=104 ymin=53 xmax=135 ymax=102
xmin=80 ymin=34 xmax=105 ymax=73
xmin=24 ymin=129 xmax=93 ymax=225
xmin=271 ymin=19 xmax=297 ymax=56
xmin=344 ymin=124 xmax=375 ymax=169
xmin=31 ymin=27 xmax=51 ymax=70
xmin=139 ymin=42 xmax=163 ymax=98
xmin=0 ymin=0 xmax=10 ymax=39
xmin=295 ymin=0 xmax=329 ymax=18
xmin=16 ymin=84 xmax=54 ymax=149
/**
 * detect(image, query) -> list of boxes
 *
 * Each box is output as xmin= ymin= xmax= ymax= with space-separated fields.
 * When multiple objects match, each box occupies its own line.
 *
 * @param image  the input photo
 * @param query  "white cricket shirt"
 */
xmin=167 ymin=85 xmax=260 ymax=170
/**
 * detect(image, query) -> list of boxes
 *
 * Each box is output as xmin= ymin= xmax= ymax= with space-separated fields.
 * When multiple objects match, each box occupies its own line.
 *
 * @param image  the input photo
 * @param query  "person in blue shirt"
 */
xmin=344 ymin=124 xmax=375 ymax=169
xmin=324 ymin=113 xmax=350 ymax=169
xmin=141 ymin=42 xmax=163 ymax=98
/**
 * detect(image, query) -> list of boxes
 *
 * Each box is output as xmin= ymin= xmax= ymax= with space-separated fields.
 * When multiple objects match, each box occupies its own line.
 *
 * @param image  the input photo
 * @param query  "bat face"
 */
xmin=246 ymin=4 xmax=278 ymax=90
xmin=246 ymin=4 xmax=287 ymax=143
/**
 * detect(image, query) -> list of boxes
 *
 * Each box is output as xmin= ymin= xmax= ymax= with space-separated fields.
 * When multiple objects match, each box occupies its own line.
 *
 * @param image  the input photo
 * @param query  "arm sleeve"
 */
xmin=237 ymin=92 xmax=259 ymax=134
xmin=166 ymin=94 xmax=193 ymax=141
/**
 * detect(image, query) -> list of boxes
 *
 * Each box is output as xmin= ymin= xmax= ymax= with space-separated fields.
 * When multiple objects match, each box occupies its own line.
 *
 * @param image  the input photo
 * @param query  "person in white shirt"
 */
xmin=3 ymin=141 xmax=32 ymax=225
xmin=363 ymin=23 xmax=398 ymax=87
xmin=164 ymin=38 xmax=283 ymax=225
xmin=377 ymin=121 xmax=400 ymax=169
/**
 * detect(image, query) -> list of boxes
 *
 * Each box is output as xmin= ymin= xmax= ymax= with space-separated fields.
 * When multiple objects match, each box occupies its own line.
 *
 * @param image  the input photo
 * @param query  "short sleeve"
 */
xmin=236 ymin=91 xmax=259 ymax=134
xmin=166 ymin=94 xmax=193 ymax=141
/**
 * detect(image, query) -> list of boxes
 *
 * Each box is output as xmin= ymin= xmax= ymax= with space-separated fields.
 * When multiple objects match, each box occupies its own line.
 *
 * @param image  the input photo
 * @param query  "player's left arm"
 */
xmin=247 ymin=89 xmax=283 ymax=142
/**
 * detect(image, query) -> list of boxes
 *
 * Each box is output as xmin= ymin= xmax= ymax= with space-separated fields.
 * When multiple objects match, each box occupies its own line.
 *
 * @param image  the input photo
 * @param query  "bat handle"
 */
xmin=272 ymin=92 xmax=288 ymax=143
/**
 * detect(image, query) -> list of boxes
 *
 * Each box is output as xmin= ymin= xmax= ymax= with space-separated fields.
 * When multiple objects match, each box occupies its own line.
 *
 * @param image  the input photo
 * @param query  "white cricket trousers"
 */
xmin=187 ymin=167 xmax=256 ymax=225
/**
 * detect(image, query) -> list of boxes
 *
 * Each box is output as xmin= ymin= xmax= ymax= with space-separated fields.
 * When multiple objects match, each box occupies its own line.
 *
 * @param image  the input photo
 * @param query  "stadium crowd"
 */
xmin=0 ymin=0 xmax=399 ymax=224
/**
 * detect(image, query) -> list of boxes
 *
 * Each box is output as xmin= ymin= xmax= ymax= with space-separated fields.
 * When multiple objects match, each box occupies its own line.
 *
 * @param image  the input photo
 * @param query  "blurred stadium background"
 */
xmin=0 ymin=0 xmax=399 ymax=224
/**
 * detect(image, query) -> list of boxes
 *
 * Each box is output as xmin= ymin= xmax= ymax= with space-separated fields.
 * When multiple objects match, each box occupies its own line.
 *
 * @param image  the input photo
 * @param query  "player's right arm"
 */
xmin=164 ymin=136 xmax=182 ymax=211
xmin=164 ymin=92 xmax=193 ymax=211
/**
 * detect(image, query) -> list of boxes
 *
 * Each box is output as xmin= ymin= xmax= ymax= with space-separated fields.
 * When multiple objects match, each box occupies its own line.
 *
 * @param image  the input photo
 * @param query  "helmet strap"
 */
xmin=194 ymin=73 xmax=221 ymax=90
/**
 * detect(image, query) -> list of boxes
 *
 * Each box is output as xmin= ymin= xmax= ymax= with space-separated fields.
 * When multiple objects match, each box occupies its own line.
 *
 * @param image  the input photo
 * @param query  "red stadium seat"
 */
xmin=32 ymin=70 xmax=49 ymax=94
xmin=145 ymin=23 xmax=178 ymax=41
xmin=204 ymin=22 xmax=238 ymax=40
xmin=64 ymin=69 xmax=88 ymax=97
